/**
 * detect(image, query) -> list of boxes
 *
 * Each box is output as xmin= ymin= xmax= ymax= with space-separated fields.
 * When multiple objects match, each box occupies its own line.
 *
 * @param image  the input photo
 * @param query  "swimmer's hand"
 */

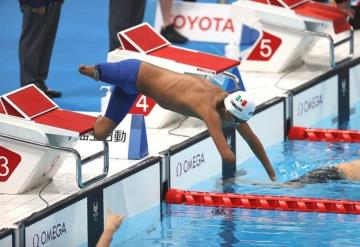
xmin=96 ymin=209 xmax=124 ymax=247
xmin=266 ymin=166 xmax=276 ymax=182
xmin=104 ymin=210 xmax=124 ymax=233
xmin=222 ymin=150 xmax=236 ymax=164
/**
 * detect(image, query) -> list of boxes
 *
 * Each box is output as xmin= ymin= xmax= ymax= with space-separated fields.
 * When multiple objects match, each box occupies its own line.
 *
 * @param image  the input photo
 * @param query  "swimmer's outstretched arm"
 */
xmin=203 ymin=112 xmax=236 ymax=164
xmin=237 ymin=123 xmax=276 ymax=181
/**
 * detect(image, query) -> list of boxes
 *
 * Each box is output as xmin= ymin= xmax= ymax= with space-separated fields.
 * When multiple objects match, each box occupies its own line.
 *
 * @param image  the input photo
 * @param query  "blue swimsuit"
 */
xmin=97 ymin=59 xmax=141 ymax=124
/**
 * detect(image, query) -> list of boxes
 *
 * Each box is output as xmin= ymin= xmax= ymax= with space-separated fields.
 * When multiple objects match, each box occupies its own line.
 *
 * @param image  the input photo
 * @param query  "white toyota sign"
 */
xmin=154 ymin=2 xmax=242 ymax=43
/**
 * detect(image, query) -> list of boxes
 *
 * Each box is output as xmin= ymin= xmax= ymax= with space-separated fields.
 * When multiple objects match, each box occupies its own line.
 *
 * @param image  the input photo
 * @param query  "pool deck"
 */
xmin=1 ymin=30 xmax=359 ymax=229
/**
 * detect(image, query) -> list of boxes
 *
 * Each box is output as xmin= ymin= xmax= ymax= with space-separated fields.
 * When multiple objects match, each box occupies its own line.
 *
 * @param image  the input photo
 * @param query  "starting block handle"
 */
xmin=186 ymin=70 xmax=241 ymax=89
xmin=222 ymin=71 xmax=241 ymax=89
xmin=260 ymin=20 xmax=354 ymax=68
xmin=0 ymin=133 xmax=109 ymax=189
xmin=77 ymin=140 xmax=109 ymax=188
xmin=332 ymin=28 xmax=354 ymax=67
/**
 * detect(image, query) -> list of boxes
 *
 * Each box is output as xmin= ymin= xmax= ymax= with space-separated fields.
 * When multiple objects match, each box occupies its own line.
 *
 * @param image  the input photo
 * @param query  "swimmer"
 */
xmin=79 ymin=59 xmax=276 ymax=181
xmin=288 ymin=160 xmax=360 ymax=184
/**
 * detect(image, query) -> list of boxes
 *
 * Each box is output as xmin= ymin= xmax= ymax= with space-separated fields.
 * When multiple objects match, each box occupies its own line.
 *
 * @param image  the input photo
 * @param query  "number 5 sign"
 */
xmin=0 ymin=146 xmax=21 ymax=182
xmin=247 ymin=31 xmax=281 ymax=61
xmin=129 ymin=94 xmax=156 ymax=116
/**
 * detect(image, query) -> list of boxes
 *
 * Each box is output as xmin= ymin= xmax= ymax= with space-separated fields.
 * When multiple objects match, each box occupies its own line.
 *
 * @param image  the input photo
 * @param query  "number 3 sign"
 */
xmin=247 ymin=31 xmax=282 ymax=61
xmin=0 ymin=146 xmax=21 ymax=182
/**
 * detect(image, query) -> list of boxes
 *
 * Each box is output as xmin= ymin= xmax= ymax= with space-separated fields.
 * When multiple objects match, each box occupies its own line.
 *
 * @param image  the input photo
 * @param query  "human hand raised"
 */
xmin=104 ymin=209 xmax=125 ymax=234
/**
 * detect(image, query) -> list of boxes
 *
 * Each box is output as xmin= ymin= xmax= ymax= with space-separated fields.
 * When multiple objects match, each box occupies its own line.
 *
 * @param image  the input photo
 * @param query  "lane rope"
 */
xmin=288 ymin=126 xmax=360 ymax=142
xmin=166 ymin=189 xmax=360 ymax=214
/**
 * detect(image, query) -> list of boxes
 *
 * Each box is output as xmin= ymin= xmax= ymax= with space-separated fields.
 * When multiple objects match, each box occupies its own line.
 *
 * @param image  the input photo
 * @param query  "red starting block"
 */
xmin=231 ymin=0 xmax=353 ymax=72
xmin=0 ymin=85 xmax=109 ymax=193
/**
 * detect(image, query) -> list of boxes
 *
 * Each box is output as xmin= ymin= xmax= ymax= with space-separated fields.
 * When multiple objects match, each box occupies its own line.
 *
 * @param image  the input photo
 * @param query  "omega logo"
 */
xmin=176 ymin=153 xmax=205 ymax=177
xmin=297 ymin=94 xmax=323 ymax=116
xmin=32 ymin=222 xmax=67 ymax=247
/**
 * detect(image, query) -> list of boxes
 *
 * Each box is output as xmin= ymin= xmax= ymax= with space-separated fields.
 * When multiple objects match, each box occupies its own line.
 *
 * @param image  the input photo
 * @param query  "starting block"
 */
xmin=114 ymin=23 xmax=240 ymax=77
xmin=76 ymin=113 xmax=149 ymax=160
xmin=231 ymin=0 xmax=354 ymax=72
xmin=107 ymin=23 xmax=242 ymax=128
xmin=0 ymin=85 xmax=109 ymax=194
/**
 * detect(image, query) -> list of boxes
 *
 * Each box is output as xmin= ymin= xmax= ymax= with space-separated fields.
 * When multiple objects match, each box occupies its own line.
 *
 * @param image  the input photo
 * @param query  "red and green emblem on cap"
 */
xmin=235 ymin=95 xmax=247 ymax=107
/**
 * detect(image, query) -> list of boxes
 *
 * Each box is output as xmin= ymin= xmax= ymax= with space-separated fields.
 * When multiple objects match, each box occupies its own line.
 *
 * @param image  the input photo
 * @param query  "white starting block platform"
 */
xmin=0 ymin=85 xmax=109 ymax=194
xmin=232 ymin=0 xmax=354 ymax=72
xmin=0 ymin=26 xmax=359 ymax=245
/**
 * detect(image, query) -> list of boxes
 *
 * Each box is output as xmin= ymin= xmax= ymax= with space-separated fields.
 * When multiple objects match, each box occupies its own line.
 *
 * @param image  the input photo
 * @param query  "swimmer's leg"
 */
xmin=105 ymin=86 xmax=138 ymax=123
xmin=79 ymin=60 xmax=141 ymax=93
xmin=94 ymin=86 xmax=138 ymax=139
xmin=79 ymin=65 xmax=97 ymax=80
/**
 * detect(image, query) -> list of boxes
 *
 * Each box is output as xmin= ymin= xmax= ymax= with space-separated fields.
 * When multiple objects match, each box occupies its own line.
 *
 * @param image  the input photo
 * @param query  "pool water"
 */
xmin=118 ymin=140 xmax=360 ymax=246
xmin=213 ymin=141 xmax=360 ymax=201
xmin=120 ymin=204 xmax=360 ymax=247
xmin=117 ymin=102 xmax=360 ymax=247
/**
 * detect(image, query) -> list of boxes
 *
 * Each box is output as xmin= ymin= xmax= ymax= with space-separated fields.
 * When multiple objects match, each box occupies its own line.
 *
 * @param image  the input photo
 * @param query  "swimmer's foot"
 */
xmin=79 ymin=65 xmax=99 ymax=81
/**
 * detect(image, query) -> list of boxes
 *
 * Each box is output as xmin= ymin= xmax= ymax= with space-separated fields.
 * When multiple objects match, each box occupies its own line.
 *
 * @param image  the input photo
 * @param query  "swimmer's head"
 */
xmin=224 ymin=91 xmax=255 ymax=122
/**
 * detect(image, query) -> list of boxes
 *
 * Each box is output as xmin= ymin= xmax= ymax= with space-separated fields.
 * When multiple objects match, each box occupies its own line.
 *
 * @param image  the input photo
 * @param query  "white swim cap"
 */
xmin=224 ymin=91 xmax=255 ymax=122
